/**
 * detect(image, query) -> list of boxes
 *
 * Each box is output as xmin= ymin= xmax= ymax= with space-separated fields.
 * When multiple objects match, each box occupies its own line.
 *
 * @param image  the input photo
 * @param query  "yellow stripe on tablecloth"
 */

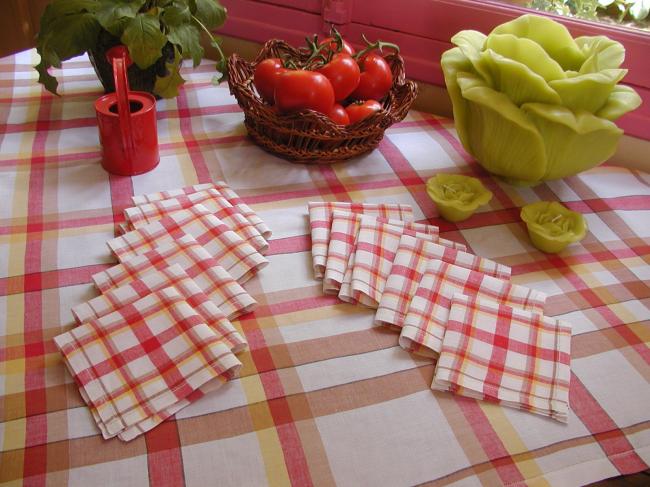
xmin=239 ymin=374 xmax=292 ymax=486
xmin=478 ymin=403 xmax=551 ymax=487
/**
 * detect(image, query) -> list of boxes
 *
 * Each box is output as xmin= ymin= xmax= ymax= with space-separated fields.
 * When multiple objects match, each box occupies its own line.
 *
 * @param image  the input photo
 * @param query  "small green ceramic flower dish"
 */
xmin=426 ymin=174 xmax=493 ymax=222
xmin=520 ymin=201 xmax=587 ymax=253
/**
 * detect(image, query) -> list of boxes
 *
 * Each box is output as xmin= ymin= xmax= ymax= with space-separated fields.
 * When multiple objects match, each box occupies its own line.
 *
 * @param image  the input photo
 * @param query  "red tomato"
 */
xmin=345 ymin=99 xmax=382 ymax=124
xmin=254 ymin=58 xmax=286 ymax=104
xmin=274 ymin=70 xmax=335 ymax=115
xmin=351 ymin=53 xmax=393 ymax=101
xmin=317 ymin=53 xmax=360 ymax=101
xmin=320 ymin=37 xmax=355 ymax=56
xmin=327 ymin=103 xmax=350 ymax=125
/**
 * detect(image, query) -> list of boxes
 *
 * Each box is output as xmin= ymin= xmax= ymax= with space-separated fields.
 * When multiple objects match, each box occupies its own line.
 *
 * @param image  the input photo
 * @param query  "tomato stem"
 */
xmin=354 ymin=34 xmax=400 ymax=61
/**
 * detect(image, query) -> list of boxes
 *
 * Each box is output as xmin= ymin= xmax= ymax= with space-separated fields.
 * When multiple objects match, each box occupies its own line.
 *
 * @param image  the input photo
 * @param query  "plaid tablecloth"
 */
xmin=1 ymin=50 xmax=649 ymax=486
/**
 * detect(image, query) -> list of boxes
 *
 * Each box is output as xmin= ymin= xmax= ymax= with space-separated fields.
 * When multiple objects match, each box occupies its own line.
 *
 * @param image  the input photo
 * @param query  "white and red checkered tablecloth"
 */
xmin=1 ymin=50 xmax=649 ymax=486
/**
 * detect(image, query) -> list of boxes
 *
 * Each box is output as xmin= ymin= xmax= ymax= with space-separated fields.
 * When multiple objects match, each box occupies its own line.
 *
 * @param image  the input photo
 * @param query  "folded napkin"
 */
xmin=432 ymin=293 xmax=571 ymax=423
xmin=132 ymin=182 xmax=271 ymax=240
xmin=308 ymin=202 xmax=413 ymax=280
xmin=375 ymin=234 xmax=511 ymax=330
xmin=54 ymin=287 xmax=242 ymax=440
xmin=323 ymin=211 xmax=364 ymax=294
xmin=74 ymin=264 xmax=247 ymax=353
xmin=124 ymin=189 xmax=268 ymax=253
xmin=400 ymin=260 xmax=547 ymax=358
xmin=337 ymin=215 xmax=445 ymax=307
xmin=107 ymin=204 xmax=268 ymax=283
xmin=93 ymin=234 xmax=256 ymax=319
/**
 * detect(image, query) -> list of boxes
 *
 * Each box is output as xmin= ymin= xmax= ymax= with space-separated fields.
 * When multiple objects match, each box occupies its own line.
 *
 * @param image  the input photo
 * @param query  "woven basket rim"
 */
xmin=226 ymin=39 xmax=418 ymax=163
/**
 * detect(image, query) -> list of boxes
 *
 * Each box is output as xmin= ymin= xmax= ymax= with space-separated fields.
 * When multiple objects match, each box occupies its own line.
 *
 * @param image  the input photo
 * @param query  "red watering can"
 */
xmin=94 ymin=46 xmax=159 ymax=176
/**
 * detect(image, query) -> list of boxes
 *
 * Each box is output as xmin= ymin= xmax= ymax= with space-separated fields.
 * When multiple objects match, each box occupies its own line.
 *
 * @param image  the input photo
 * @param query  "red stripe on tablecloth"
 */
xmin=0 ymin=264 xmax=111 ymax=296
xmin=145 ymin=420 xmax=186 ymax=486
xmin=266 ymin=235 xmax=310 ymax=255
xmin=108 ymin=173 xmax=134 ymax=226
xmin=455 ymin=397 xmax=526 ymax=484
xmin=511 ymin=245 xmax=650 ymax=276
xmin=378 ymin=137 xmax=436 ymax=217
xmin=176 ymin=86 xmax=212 ymax=183
xmin=570 ymin=373 xmax=647 ymax=474
xmin=246 ymin=333 xmax=314 ymax=487
xmin=239 ymin=295 xmax=341 ymax=325
xmin=0 ymin=214 xmax=116 ymax=235
xmin=317 ymin=165 xmax=351 ymax=201
xmin=22 ymin=89 xmax=49 ymax=487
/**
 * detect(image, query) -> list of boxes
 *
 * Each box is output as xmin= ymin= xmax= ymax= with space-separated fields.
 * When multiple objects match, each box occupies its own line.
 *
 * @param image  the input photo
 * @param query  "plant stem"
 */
xmin=191 ymin=14 xmax=226 ymax=67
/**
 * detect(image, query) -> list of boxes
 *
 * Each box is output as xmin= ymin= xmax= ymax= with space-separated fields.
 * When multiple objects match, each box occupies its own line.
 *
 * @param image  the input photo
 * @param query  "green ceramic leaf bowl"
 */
xmin=521 ymin=201 xmax=587 ymax=253
xmin=426 ymin=173 xmax=493 ymax=222
xmin=441 ymin=14 xmax=642 ymax=186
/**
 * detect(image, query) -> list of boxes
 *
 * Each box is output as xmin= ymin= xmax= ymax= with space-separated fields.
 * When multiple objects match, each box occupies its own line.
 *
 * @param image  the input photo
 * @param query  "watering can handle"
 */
xmin=107 ymin=46 xmax=135 ymax=163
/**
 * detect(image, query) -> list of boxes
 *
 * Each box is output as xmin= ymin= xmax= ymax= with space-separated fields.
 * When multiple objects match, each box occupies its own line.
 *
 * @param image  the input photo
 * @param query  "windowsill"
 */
xmin=216 ymin=35 xmax=650 ymax=174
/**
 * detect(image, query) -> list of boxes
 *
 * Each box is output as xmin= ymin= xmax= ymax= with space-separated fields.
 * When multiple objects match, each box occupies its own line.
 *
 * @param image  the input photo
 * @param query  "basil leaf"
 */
xmin=121 ymin=13 xmax=167 ymax=69
xmin=163 ymin=2 xmax=191 ymax=26
xmin=167 ymin=24 xmax=203 ymax=67
xmin=39 ymin=12 xmax=101 ymax=67
xmin=154 ymin=47 xmax=186 ymax=98
xmin=96 ymin=0 xmax=147 ymax=37
xmin=35 ymin=59 xmax=59 ymax=95
xmin=190 ymin=0 xmax=226 ymax=29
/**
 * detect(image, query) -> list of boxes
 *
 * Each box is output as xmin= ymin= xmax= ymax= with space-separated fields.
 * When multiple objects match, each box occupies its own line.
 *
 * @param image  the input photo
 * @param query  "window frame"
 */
xmin=219 ymin=0 xmax=650 ymax=140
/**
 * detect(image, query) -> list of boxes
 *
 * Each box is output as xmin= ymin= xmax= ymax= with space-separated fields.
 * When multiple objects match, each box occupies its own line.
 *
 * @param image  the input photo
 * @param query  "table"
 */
xmin=1 ymin=49 xmax=649 ymax=487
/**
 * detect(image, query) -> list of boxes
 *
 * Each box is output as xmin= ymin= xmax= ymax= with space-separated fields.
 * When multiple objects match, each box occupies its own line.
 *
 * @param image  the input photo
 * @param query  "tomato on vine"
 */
xmin=352 ymin=53 xmax=393 ymax=101
xmin=317 ymin=53 xmax=360 ymax=101
xmin=274 ymin=70 xmax=335 ymax=115
xmin=327 ymin=103 xmax=350 ymax=125
xmin=253 ymin=58 xmax=286 ymax=104
xmin=345 ymin=99 xmax=382 ymax=124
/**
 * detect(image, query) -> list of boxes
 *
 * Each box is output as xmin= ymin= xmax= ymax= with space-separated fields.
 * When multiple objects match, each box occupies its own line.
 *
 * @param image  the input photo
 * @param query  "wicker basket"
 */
xmin=227 ymin=39 xmax=418 ymax=164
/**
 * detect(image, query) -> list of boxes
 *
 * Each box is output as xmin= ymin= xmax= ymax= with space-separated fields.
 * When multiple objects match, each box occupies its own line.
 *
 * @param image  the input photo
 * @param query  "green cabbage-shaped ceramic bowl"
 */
xmin=441 ymin=14 xmax=642 ymax=186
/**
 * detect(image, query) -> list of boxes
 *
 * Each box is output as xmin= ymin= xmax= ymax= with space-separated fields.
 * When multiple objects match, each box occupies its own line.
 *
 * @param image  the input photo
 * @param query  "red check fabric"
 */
xmin=132 ymin=182 xmax=272 ymax=240
xmin=3 ymin=50 xmax=649 ymax=486
xmin=54 ymin=287 xmax=242 ymax=440
xmin=433 ymin=293 xmax=572 ymax=423
xmin=93 ymin=234 xmax=256 ymax=319
xmin=340 ymin=214 xmax=467 ymax=307
xmin=400 ymin=259 xmax=547 ymax=358
xmin=73 ymin=264 xmax=247 ymax=353
xmin=124 ymin=189 xmax=269 ymax=253
xmin=337 ymin=215 xmax=441 ymax=305
xmin=308 ymin=202 xmax=413 ymax=279
xmin=375 ymin=234 xmax=511 ymax=330
xmin=107 ymin=203 xmax=268 ymax=282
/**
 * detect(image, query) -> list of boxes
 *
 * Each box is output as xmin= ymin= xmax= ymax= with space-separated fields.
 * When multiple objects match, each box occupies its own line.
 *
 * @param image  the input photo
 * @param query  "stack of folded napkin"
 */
xmin=54 ymin=183 xmax=270 ymax=441
xmin=308 ymin=201 xmax=572 ymax=422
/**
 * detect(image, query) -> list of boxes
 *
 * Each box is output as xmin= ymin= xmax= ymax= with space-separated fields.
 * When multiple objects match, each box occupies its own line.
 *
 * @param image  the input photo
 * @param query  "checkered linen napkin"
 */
xmin=432 ymin=293 xmax=571 ymax=423
xmin=337 ymin=216 xmax=439 ymax=305
xmin=338 ymin=215 xmax=469 ymax=307
xmin=107 ymin=204 xmax=268 ymax=283
xmin=399 ymin=259 xmax=547 ymax=358
xmin=124 ymin=189 xmax=268 ymax=253
xmin=308 ymin=202 xmax=413 ymax=280
xmin=132 ymin=182 xmax=272 ymax=240
xmin=93 ymin=234 xmax=256 ymax=319
xmin=73 ymin=264 xmax=247 ymax=353
xmin=54 ymin=287 xmax=242 ymax=440
xmin=375 ymin=234 xmax=511 ymax=330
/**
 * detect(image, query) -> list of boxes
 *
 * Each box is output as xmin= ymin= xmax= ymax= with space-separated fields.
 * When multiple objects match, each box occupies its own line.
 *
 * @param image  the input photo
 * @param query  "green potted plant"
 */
xmin=35 ymin=0 xmax=227 ymax=98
